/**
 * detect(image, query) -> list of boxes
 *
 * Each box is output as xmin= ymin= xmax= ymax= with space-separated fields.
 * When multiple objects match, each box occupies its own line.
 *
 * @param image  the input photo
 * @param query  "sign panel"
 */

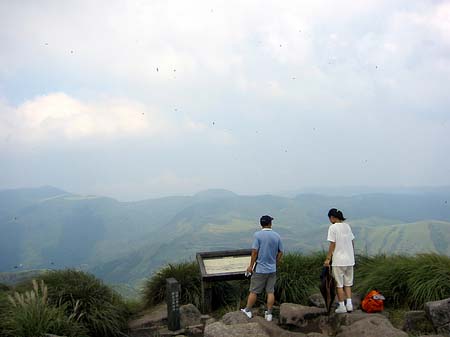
xmin=196 ymin=249 xmax=252 ymax=282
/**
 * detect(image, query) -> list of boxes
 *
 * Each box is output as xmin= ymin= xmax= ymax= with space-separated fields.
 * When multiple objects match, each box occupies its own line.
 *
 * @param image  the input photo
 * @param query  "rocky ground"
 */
xmin=127 ymin=295 xmax=450 ymax=337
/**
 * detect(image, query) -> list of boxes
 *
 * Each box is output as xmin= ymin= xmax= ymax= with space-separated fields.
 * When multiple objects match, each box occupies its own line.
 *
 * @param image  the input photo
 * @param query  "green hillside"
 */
xmin=1 ymin=186 xmax=450 ymax=288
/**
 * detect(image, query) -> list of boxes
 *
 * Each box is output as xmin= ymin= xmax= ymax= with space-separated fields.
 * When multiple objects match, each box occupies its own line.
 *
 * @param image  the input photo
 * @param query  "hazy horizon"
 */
xmin=1 ymin=1 xmax=449 ymax=201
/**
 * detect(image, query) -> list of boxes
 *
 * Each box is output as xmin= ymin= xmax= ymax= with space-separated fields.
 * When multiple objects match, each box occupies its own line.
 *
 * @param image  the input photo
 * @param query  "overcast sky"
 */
xmin=0 ymin=0 xmax=449 ymax=200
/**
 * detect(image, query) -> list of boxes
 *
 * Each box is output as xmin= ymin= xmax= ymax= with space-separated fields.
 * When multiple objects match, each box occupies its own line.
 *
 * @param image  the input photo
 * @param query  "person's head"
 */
xmin=260 ymin=215 xmax=273 ymax=228
xmin=328 ymin=208 xmax=346 ymax=224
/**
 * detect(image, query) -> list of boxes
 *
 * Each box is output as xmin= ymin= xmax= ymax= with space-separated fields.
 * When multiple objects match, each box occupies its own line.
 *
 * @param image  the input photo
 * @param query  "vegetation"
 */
xmin=144 ymin=262 xmax=202 ymax=308
xmin=35 ymin=269 xmax=130 ymax=337
xmin=143 ymin=252 xmax=450 ymax=313
xmin=355 ymin=253 xmax=450 ymax=309
xmin=0 ymin=280 xmax=87 ymax=337
xmin=275 ymin=252 xmax=326 ymax=304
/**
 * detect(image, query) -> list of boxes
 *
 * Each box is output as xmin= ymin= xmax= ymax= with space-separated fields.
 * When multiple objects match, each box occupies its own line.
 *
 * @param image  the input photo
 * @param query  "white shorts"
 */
xmin=332 ymin=266 xmax=353 ymax=288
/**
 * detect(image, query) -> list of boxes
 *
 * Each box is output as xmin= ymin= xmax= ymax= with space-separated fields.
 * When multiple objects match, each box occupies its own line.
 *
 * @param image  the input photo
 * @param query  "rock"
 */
xmin=253 ymin=316 xmax=308 ymax=337
xmin=221 ymin=310 xmax=253 ymax=325
xmin=336 ymin=316 xmax=408 ymax=337
xmin=129 ymin=303 xmax=167 ymax=329
xmin=280 ymin=303 xmax=327 ymax=328
xmin=180 ymin=304 xmax=202 ymax=328
xmin=403 ymin=310 xmax=434 ymax=334
xmin=204 ymin=321 xmax=270 ymax=337
xmin=307 ymin=334 xmax=327 ymax=337
xmin=425 ymin=298 xmax=450 ymax=336
xmin=186 ymin=324 xmax=203 ymax=335
xmin=309 ymin=293 xmax=326 ymax=308
xmin=331 ymin=310 xmax=385 ymax=330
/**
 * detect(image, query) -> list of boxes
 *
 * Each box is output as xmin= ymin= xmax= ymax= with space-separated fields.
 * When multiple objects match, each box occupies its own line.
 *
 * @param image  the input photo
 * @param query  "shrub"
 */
xmin=355 ymin=253 xmax=450 ymax=309
xmin=2 ymin=280 xmax=87 ymax=337
xmin=38 ymin=269 xmax=129 ymax=337
xmin=144 ymin=262 xmax=202 ymax=308
xmin=406 ymin=253 xmax=450 ymax=309
xmin=275 ymin=252 xmax=326 ymax=304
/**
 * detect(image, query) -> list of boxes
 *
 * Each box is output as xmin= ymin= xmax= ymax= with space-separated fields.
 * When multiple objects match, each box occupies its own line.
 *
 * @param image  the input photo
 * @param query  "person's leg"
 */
xmin=336 ymin=287 xmax=345 ymax=302
xmin=267 ymin=292 xmax=275 ymax=309
xmin=343 ymin=266 xmax=354 ymax=311
xmin=344 ymin=286 xmax=352 ymax=299
xmin=264 ymin=273 xmax=276 ymax=321
xmin=332 ymin=266 xmax=347 ymax=313
xmin=246 ymin=292 xmax=258 ymax=309
xmin=242 ymin=273 xmax=263 ymax=318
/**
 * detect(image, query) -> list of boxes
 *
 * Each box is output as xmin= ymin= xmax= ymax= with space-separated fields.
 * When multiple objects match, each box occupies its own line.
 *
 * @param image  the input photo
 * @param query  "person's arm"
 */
xmin=276 ymin=251 xmax=283 ymax=264
xmin=247 ymin=249 xmax=258 ymax=273
xmin=324 ymin=242 xmax=335 ymax=266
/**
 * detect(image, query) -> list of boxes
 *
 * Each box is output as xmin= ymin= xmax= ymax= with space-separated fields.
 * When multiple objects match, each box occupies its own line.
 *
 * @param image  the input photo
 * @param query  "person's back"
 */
xmin=328 ymin=222 xmax=355 ymax=267
xmin=253 ymin=229 xmax=282 ymax=273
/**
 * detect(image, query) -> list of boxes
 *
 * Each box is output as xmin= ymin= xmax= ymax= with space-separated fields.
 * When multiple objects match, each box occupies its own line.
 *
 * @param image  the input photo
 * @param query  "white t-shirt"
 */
xmin=327 ymin=222 xmax=355 ymax=266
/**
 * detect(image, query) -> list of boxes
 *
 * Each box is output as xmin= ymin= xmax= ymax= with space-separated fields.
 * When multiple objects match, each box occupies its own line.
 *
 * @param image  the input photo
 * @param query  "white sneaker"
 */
xmin=335 ymin=306 xmax=347 ymax=314
xmin=346 ymin=303 xmax=353 ymax=312
xmin=241 ymin=308 xmax=252 ymax=319
xmin=264 ymin=311 xmax=273 ymax=322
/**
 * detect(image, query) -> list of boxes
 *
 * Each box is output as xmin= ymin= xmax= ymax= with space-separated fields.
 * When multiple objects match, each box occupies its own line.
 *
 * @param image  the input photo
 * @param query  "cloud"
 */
xmin=0 ymin=93 xmax=237 ymax=146
xmin=0 ymin=93 xmax=167 ymax=143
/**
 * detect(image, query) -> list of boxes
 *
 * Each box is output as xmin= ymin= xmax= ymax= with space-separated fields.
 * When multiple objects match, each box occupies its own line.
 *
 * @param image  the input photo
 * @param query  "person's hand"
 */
xmin=246 ymin=265 xmax=253 ymax=273
xmin=323 ymin=258 xmax=330 ymax=267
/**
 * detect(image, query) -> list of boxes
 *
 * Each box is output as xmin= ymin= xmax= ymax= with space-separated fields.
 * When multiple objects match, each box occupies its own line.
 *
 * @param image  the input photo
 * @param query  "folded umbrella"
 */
xmin=319 ymin=266 xmax=336 ymax=314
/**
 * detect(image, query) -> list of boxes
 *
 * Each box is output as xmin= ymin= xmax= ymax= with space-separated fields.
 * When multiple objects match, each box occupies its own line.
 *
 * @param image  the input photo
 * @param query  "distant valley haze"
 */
xmin=1 ymin=185 xmax=449 ymax=291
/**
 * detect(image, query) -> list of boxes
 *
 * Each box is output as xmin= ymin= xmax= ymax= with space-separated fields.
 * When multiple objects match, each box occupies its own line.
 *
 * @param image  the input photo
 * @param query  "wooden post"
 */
xmin=166 ymin=278 xmax=181 ymax=331
xmin=201 ymin=280 xmax=213 ymax=313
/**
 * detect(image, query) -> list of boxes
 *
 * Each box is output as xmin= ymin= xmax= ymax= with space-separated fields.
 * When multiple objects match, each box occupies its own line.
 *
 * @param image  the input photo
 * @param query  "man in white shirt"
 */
xmin=324 ymin=208 xmax=355 ymax=314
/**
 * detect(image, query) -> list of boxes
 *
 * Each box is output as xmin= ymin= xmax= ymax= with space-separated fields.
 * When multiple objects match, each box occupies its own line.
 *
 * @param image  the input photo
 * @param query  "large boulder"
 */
xmin=403 ymin=310 xmax=434 ymax=334
xmin=280 ymin=303 xmax=326 ymax=327
xmin=425 ymin=298 xmax=450 ymax=336
xmin=180 ymin=304 xmax=202 ymax=328
xmin=331 ymin=310 xmax=385 ymax=330
xmin=221 ymin=311 xmax=252 ymax=325
xmin=309 ymin=293 xmax=326 ymax=308
xmin=253 ymin=316 xmax=309 ymax=337
xmin=204 ymin=321 xmax=270 ymax=337
xmin=336 ymin=316 xmax=408 ymax=337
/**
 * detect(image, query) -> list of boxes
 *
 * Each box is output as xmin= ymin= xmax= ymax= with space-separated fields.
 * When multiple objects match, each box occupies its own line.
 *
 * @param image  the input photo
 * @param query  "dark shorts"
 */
xmin=249 ymin=272 xmax=277 ymax=294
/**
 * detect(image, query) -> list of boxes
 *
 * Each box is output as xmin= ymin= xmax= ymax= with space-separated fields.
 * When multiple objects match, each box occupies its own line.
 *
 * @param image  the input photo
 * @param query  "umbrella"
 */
xmin=320 ymin=266 xmax=336 ymax=314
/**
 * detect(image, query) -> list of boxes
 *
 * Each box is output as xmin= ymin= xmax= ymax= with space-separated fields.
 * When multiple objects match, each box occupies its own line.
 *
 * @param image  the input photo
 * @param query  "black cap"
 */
xmin=260 ymin=215 xmax=274 ymax=226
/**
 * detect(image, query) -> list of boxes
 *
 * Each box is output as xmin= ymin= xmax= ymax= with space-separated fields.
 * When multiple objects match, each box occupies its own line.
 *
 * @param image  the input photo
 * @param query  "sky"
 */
xmin=0 ymin=0 xmax=449 ymax=200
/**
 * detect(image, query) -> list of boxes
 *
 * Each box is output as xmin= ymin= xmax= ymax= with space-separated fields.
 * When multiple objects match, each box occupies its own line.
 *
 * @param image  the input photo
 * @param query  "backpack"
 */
xmin=361 ymin=290 xmax=385 ymax=313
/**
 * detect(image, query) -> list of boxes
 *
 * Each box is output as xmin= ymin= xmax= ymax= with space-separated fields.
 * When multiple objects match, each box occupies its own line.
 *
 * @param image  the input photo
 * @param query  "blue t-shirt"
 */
xmin=252 ymin=228 xmax=283 ymax=274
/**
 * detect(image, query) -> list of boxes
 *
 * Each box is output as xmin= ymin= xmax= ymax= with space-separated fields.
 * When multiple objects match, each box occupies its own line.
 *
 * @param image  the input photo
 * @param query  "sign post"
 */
xmin=166 ymin=277 xmax=181 ymax=331
xmin=196 ymin=249 xmax=252 ymax=313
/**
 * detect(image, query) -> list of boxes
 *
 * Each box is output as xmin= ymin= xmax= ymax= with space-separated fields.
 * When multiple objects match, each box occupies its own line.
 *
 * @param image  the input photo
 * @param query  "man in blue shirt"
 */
xmin=241 ymin=215 xmax=283 ymax=321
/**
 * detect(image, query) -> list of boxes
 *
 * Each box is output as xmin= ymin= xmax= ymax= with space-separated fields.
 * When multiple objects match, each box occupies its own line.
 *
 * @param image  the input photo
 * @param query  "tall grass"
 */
xmin=144 ymin=262 xmax=202 ymax=308
xmin=275 ymin=252 xmax=326 ymax=304
xmin=1 ymin=280 xmax=87 ymax=337
xmin=38 ymin=269 xmax=129 ymax=337
xmin=355 ymin=253 xmax=450 ymax=309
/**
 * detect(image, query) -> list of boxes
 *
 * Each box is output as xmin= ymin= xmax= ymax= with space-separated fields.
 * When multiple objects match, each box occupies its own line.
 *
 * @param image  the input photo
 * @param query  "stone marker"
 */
xmin=166 ymin=278 xmax=181 ymax=331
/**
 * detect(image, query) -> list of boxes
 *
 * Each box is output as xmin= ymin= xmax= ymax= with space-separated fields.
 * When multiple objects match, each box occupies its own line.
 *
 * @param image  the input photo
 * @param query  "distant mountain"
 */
xmin=1 ymin=186 xmax=449 ymax=287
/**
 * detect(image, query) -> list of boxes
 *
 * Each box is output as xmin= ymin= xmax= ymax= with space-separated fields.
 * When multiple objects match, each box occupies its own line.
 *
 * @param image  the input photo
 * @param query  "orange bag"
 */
xmin=361 ymin=290 xmax=385 ymax=313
